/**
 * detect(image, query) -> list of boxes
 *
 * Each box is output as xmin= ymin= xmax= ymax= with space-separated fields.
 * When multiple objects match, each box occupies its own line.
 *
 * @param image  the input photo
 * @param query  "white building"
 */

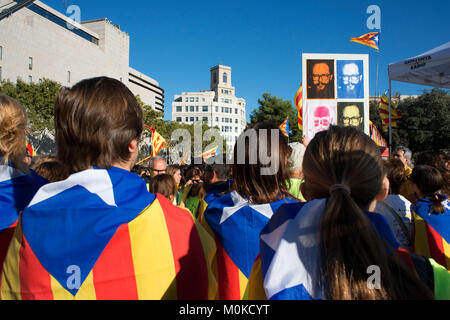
xmin=172 ymin=65 xmax=247 ymax=148
xmin=0 ymin=0 xmax=164 ymax=113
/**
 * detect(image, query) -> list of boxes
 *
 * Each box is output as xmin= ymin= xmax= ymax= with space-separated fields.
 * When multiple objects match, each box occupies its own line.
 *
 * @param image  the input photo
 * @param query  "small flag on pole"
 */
xmin=145 ymin=124 xmax=167 ymax=157
xmin=350 ymin=32 xmax=380 ymax=50
xmin=279 ymin=117 xmax=290 ymax=137
xmin=294 ymin=84 xmax=303 ymax=131
xmin=198 ymin=146 xmax=219 ymax=160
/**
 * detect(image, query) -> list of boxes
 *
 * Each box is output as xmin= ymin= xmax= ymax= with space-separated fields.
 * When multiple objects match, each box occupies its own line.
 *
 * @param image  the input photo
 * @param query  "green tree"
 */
xmin=0 ymin=78 xmax=61 ymax=131
xmin=250 ymin=93 xmax=302 ymax=142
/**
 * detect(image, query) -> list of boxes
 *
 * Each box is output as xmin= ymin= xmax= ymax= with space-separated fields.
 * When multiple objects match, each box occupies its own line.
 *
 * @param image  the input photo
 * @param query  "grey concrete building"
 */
xmin=0 ymin=0 xmax=164 ymax=113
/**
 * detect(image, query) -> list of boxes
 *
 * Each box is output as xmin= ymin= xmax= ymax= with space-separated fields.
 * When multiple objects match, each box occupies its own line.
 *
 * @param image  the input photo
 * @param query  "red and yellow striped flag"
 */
xmin=199 ymin=146 xmax=219 ymax=161
xmin=0 ymin=169 xmax=218 ymax=300
xmin=379 ymin=93 xmax=402 ymax=131
xmin=145 ymin=125 xmax=167 ymax=157
xmin=350 ymin=32 xmax=380 ymax=50
xmin=294 ymin=84 xmax=303 ymax=131
xmin=26 ymin=141 xmax=36 ymax=157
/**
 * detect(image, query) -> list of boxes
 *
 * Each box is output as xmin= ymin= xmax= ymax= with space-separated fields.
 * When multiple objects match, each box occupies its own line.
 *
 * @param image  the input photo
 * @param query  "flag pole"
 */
xmin=388 ymin=79 xmax=392 ymax=153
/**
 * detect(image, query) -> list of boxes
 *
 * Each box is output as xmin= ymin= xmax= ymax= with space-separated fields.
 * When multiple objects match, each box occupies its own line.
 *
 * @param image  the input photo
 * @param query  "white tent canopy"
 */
xmin=388 ymin=41 xmax=450 ymax=88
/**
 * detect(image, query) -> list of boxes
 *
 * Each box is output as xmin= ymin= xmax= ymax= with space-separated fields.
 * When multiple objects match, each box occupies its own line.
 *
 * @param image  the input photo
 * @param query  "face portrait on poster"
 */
xmin=337 ymin=102 xmax=364 ymax=131
xmin=306 ymin=59 xmax=335 ymax=99
xmin=304 ymin=100 xmax=337 ymax=140
xmin=337 ymin=60 xmax=364 ymax=99
xmin=302 ymin=53 xmax=369 ymax=136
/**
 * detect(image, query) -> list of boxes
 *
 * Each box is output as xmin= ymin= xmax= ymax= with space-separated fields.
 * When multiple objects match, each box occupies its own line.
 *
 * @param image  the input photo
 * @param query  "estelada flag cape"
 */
xmin=200 ymin=190 xmax=297 ymax=300
xmin=248 ymin=199 xmax=400 ymax=300
xmin=0 ymin=162 xmax=48 ymax=278
xmin=0 ymin=167 xmax=217 ymax=300
xmin=412 ymin=196 xmax=450 ymax=271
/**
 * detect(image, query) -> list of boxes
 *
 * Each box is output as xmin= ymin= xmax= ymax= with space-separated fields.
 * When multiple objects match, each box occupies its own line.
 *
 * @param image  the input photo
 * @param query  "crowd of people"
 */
xmin=0 ymin=76 xmax=449 ymax=300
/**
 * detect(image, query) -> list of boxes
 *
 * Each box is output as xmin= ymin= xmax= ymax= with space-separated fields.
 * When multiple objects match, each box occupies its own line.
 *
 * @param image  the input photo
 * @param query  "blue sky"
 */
xmin=44 ymin=0 xmax=450 ymax=121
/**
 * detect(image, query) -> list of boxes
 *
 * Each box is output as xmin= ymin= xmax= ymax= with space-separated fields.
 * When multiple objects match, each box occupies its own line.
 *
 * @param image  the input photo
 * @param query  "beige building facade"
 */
xmin=0 ymin=0 xmax=164 ymax=113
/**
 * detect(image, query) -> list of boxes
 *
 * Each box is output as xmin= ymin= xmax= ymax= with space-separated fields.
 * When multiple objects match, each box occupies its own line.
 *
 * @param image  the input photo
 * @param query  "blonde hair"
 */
xmin=0 ymin=94 xmax=28 ymax=170
xmin=303 ymin=126 xmax=433 ymax=300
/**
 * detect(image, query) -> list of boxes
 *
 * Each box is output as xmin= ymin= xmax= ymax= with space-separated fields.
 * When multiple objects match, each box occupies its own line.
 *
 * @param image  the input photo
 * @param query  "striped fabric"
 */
xmin=249 ymin=199 xmax=400 ymax=300
xmin=294 ymin=84 xmax=303 ymax=131
xmin=0 ymin=167 xmax=217 ymax=300
xmin=0 ymin=163 xmax=48 ymax=282
xmin=201 ymin=190 xmax=297 ymax=300
xmin=412 ymin=196 xmax=450 ymax=271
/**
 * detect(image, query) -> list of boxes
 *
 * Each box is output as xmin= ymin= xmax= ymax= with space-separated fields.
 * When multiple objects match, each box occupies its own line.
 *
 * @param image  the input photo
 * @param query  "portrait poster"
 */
xmin=304 ymin=100 xmax=337 ymax=140
xmin=302 ymin=53 xmax=369 ymax=141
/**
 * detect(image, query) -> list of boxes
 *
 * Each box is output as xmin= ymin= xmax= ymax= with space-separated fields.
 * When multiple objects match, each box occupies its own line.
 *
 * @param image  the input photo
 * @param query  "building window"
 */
xmin=235 ymin=108 xmax=238 ymax=114
xmin=190 ymin=97 xmax=195 ymax=102
xmin=196 ymin=97 xmax=199 ymax=102
xmin=28 ymin=75 xmax=32 ymax=84
xmin=0 ymin=46 xmax=2 ymax=60
xmin=235 ymin=127 xmax=238 ymax=133
xmin=196 ymin=106 xmax=199 ymax=112
xmin=202 ymin=98 xmax=206 ymax=102
xmin=223 ymin=72 xmax=227 ymax=83
xmin=213 ymin=72 xmax=217 ymax=84
xmin=176 ymin=106 xmax=182 ymax=112
xmin=215 ymin=106 xmax=218 ymax=112
xmin=202 ymin=106 xmax=208 ymax=112
xmin=190 ymin=106 xmax=194 ymax=112
xmin=235 ymin=119 xmax=238 ymax=124
xmin=185 ymin=106 xmax=188 ymax=112
xmin=190 ymin=117 xmax=194 ymax=122
xmin=185 ymin=117 xmax=189 ymax=122
xmin=176 ymin=117 xmax=182 ymax=122
xmin=29 ymin=57 xmax=33 ymax=70
xmin=215 ymin=117 xmax=219 ymax=122
xmin=185 ymin=97 xmax=188 ymax=102
xmin=67 ymin=71 xmax=71 ymax=83
xmin=202 ymin=117 xmax=208 ymax=121
xmin=0 ymin=66 xmax=2 ymax=81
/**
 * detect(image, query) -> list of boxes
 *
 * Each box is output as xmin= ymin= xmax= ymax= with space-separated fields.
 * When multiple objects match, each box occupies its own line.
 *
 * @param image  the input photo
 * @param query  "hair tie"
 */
xmin=330 ymin=184 xmax=351 ymax=195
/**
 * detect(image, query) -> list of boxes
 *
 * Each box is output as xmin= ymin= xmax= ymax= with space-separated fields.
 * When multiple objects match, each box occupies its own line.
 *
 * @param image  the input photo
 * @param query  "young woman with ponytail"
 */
xmin=248 ymin=126 xmax=445 ymax=300
xmin=409 ymin=165 xmax=450 ymax=271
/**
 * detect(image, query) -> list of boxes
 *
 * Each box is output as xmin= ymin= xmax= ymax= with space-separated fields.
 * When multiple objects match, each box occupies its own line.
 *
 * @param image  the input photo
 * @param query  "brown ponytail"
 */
xmin=303 ymin=126 xmax=433 ymax=299
xmin=411 ymin=165 xmax=446 ymax=214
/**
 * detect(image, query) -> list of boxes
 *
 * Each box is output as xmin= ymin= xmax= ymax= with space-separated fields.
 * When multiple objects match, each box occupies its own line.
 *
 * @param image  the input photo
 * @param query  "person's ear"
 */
xmin=128 ymin=139 xmax=138 ymax=154
xmin=376 ymin=176 xmax=390 ymax=201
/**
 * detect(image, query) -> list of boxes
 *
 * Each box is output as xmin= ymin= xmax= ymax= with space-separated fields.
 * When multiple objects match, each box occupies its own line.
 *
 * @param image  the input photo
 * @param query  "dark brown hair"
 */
xmin=148 ymin=174 xmax=178 ymax=200
xmin=54 ymin=77 xmax=143 ymax=173
xmin=415 ymin=151 xmax=450 ymax=198
xmin=31 ymin=158 xmax=70 ymax=182
xmin=231 ymin=122 xmax=292 ymax=204
xmin=411 ymin=165 xmax=446 ymax=214
xmin=303 ymin=125 xmax=433 ymax=299
xmin=384 ymin=158 xmax=406 ymax=195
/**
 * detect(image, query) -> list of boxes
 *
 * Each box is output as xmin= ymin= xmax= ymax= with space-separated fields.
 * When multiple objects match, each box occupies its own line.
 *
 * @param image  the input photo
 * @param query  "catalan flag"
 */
xmin=145 ymin=125 xmax=167 ymax=157
xmin=369 ymin=121 xmax=389 ymax=157
xmin=0 ymin=167 xmax=217 ymax=300
xmin=199 ymin=146 xmax=219 ymax=161
xmin=200 ymin=190 xmax=297 ymax=300
xmin=379 ymin=92 xmax=402 ymax=131
xmin=0 ymin=162 xmax=48 ymax=288
xmin=350 ymin=32 xmax=380 ymax=50
xmin=248 ymin=199 xmax=400 ymax=300
xmin=412 ymin=196 xmax=450 ymax=271
xmin=294 ymin=84 xmax=303 ymax=131
xmin=279 ymin=117 xmax=290 ymax=137
xmin=26 ymin=141 xmax=36 ymax=157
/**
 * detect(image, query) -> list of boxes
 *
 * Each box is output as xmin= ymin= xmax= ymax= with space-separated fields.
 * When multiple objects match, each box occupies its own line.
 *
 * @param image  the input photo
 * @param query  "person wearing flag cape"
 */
xmin=248 ymin=126 xmax=449 ymax=300
xmin=0 ymin=94 xmax=48 ymax=278
xmin=0 ymin=77 xmax=218 ymax=300
xmin=200 ymin=122 xmax=298 ymax=300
